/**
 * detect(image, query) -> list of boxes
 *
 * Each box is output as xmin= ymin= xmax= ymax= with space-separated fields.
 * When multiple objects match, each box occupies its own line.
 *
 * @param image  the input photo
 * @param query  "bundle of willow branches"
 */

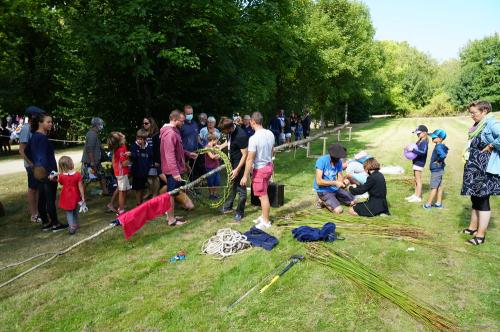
xmin=307 ymin=243 xmax=458 ymax=331
xmin=278 ymin=210 xmax=428 ymax=240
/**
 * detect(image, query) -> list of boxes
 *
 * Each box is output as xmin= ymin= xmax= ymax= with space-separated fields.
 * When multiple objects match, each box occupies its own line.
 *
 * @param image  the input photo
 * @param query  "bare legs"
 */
xmin=414 ymin=170 xmax=422 ymax=198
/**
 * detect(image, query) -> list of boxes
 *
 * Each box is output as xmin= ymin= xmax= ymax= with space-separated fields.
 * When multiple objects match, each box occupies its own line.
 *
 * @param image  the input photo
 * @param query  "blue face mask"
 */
xmin=186 ymin=114 xmax=193 ymax=121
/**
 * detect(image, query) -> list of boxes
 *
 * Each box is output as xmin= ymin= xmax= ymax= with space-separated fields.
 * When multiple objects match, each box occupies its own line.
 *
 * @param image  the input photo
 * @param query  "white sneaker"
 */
xmin=256 ymin=221 xmax=272 ymax=230
xmin=408 ymin=196 xmax=422 ymax=203
xmin=405 ymin=195 xmax=416 ymax=201
xmin=253 ymin=216 xmax=263 ymax=224
xmin=355 ymin=193 xmax=369 ymax=201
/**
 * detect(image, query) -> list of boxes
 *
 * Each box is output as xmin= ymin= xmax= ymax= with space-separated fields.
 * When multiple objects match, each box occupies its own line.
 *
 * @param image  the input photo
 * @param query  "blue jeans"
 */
xmin=206 ymin=168 xmax=221 ymax=187
xmin=65 ymin=209 xmax=79 ymax=228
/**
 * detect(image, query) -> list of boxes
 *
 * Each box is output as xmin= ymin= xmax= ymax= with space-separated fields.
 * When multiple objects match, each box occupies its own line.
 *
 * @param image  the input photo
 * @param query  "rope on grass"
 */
xmin=201 ymin=228 xmax=251 ymax=259
xmin=0 ymin=163 xmax=228 ymax=290
xmin=0 ymin=252 xmax=56 ymax=271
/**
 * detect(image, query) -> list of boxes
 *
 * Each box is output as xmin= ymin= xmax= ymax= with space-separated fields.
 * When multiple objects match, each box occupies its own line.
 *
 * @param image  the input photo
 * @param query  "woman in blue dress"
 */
xmin=461 ymin=100 xmax=500 ymax=245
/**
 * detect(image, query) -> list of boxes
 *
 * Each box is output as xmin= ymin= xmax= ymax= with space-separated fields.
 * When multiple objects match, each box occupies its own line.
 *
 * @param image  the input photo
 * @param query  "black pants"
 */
xmin=471 ymin=195 xmax=490 ymax=211
xmin=223 ymin=171 xmax=246 ymax=216
xmin=38 ymin=180 xmax=60 ymax=225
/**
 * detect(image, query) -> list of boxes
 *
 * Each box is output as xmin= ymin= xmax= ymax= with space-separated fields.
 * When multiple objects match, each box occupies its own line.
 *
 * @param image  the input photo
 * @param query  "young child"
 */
xmin=423 ymin=129 xmax=448 ymax=209
xmin=108 ymin=132 xmax=130 ymax=215
xmin=130 ymin=129 xmax=153 ymax=206
xmin=296 ymin=122 xmax=303 ymax=141
xmin=406 ymin=125 xmax=429 ymax=203
xmin=205 ymin=133 xmax=221 ymax=200
xmin=58 ymin=156 xmax=85 ymax=235
xmin=349 ymin=158 xmax=390 ymax=217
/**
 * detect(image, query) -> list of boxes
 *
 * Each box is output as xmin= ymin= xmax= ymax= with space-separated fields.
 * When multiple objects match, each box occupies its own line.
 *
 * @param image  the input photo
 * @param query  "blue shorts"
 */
xmin=206 ymin=168 xmax=221 ymax=187
xmin=166 ymin=175 xmax=183 ymax=194
xmin=26 ymin=167 xmax=39 ymax=190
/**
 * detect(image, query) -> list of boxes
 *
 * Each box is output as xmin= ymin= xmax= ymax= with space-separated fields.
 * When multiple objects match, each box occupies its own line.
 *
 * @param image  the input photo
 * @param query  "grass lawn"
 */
xmin=0 ymin=116 xmax=498 ymax=331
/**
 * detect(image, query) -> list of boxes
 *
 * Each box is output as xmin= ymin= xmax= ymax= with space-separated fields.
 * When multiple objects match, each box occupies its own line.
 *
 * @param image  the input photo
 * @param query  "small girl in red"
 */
xmin=58 ymin=156 xmax=85 ymax=235
xmin=108 ymin=132 xmax=131 ymax=215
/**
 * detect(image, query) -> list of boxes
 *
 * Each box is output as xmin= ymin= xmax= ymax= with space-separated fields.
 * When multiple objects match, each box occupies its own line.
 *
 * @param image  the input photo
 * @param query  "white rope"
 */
xmin=201 ymin=228 xmax=251 ymax=259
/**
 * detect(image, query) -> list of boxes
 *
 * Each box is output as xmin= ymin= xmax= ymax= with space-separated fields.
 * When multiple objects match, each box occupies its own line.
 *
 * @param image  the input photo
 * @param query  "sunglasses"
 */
xmin=143 ymin=122 xmax=150 ymax=125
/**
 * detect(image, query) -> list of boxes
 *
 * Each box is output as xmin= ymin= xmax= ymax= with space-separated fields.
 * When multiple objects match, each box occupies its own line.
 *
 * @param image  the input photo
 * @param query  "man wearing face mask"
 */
xmin=181 ymin=104 xmax=202 ymax=181
xmin=314 ymin=144 xmax=355 ymax=214
xmin=81 ymin=117 xmax=109 ymax=196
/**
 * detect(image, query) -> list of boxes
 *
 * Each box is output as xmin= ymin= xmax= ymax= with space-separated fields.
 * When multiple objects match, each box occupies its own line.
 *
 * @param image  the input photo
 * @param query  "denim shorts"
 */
xmin=430 ymin=170 xmax=444 ymax=189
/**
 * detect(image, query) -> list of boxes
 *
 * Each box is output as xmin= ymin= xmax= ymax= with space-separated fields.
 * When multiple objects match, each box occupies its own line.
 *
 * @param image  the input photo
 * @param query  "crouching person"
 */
xmin=348 ymin=158 xmax=390 ymax=217
xmin=314 ymin=144 xmax=355 ymax=214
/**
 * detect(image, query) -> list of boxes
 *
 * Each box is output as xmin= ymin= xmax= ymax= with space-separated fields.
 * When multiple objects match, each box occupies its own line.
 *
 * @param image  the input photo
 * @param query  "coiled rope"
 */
xmin=201 ymin=228 xmax=251 ymax=259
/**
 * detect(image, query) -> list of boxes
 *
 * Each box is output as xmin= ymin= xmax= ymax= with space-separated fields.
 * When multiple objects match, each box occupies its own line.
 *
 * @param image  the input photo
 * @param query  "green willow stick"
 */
xmin=307 ymin=243 xmax=459 ymax=331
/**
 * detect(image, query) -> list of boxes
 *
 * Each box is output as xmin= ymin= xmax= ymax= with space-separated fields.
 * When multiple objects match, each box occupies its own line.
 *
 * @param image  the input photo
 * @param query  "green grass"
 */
xmin=0 ymin=117 xmax=498 ymax=331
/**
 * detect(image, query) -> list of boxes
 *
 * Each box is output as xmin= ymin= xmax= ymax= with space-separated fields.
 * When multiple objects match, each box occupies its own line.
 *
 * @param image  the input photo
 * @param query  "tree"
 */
xmin=449 ymin=33 xmax=500 ymax=110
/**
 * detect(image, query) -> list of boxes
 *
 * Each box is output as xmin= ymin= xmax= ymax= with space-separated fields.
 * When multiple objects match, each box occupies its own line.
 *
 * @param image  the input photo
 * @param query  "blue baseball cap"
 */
xmin=25 ymin=106 xmax=45 ymax=116
xmin=431 ymin=129 xmax=447 ymax=140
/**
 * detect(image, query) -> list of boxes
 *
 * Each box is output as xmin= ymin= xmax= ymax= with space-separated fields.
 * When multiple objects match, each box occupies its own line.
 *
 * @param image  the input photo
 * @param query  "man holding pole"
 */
xmin=240 ymin=112 xmax=275 ymax=230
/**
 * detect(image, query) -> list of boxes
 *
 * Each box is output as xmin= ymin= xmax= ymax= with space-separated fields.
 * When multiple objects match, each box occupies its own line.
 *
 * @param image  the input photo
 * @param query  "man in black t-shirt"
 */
xmin=218 ymin=117 xmax=249 ymax=221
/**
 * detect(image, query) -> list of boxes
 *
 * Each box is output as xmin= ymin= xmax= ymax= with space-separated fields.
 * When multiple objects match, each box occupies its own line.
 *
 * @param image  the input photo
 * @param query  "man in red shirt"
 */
xmin=160 ymin=110 xmax=197 ymax=225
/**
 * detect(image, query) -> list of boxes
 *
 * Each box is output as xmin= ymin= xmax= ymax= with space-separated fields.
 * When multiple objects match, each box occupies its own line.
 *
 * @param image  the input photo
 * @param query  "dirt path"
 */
xmin=0 ymin=148 xmax=84 ymax=176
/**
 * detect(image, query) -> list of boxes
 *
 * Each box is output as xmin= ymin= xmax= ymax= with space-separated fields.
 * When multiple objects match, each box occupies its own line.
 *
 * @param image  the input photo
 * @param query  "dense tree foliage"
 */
xmin=0 ymin=1 xmax=498 ymax=138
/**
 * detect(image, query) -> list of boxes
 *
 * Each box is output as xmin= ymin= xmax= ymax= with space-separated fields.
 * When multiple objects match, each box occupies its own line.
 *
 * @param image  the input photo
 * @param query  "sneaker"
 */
xmin=52 ymin=224 xmax=69 ymax=232
xmin=255 ymin=220 xmax=272 ymax=230
xmin=110 ymin=219 xmax=121 ymax=227
xmin=405 ymin=194 xmax=416 ymax=201
xmin=233 ymin=213 xmax=243 ymax=222
xmin=433 ymin=203 xmax=443 ymax=209
xmin=116 ymin=209 xmax=126 ymax=216
xmin=221 ymin=207 xmax=233 ymax=214
xmin=422 ymin=204 xmax=432 ymax=209
xmin=408 ymin=196 xmax=422 ymax=203
xmin=41 ymin=223 xmax=53 ymax=232
xmin=253 ymin=216 xmax=263 ymax=224
xmin=31 ymin=215 xmax=42 ymax=223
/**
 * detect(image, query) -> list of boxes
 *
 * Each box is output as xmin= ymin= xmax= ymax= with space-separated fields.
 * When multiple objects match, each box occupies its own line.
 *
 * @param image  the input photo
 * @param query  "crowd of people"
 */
xmin=1 ymin=114 xmax=26 ymax=153
xmin=19 ymin=105 xmax=277 ymax=234
xmin=13 ymin=100 xmax=499 ymax=246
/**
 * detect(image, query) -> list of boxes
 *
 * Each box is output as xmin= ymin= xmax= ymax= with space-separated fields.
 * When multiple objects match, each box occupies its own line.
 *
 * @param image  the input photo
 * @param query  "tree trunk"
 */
xmin=344 ymin=102 xmax=348 ymax=124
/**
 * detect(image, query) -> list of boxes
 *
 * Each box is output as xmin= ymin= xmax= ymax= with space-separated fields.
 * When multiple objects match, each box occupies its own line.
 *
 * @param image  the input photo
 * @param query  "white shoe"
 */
xmin=405 ymin=194 xmax=416 ymax=201
xmin=256 ymin=221 xmax=272 ymax=230
xmin=408 ymin=196 xmax=422 ymax=203
xmin=253 ymin=216 xmax=263 ymax=224
xmin=355 ymin=193 xmax=369 ymax=201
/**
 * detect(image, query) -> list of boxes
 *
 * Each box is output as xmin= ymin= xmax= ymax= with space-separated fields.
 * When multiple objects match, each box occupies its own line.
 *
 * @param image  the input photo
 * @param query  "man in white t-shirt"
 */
xmin=240 ymin=111 xmax=275 ymax=230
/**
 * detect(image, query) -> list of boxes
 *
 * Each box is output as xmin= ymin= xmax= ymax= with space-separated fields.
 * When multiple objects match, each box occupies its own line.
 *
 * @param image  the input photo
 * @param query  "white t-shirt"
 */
xmin=248 ymin=128 xmax=274 ymax=169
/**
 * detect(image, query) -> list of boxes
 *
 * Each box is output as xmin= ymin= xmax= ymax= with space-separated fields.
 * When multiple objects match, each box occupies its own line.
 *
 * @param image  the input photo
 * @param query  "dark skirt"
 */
xmin=461 ymin=136 xmax=500 ymax=197
xmin=353 ymin=197 xmax=390 ymax=217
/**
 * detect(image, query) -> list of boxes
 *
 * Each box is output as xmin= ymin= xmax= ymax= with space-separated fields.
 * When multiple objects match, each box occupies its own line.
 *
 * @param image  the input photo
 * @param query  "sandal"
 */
xmin=105 ymin=204 xmax=116 ymax=213
xmin=462 ymin=228 xmax=477 ymax=235
xmin=167 ymin=216 xmax=186 ymax=226
xmin=467 ymin=236 xmax=485 ymax=245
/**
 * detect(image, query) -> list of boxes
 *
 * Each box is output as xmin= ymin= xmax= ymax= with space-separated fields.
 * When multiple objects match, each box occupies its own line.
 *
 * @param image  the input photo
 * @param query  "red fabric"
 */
xmin=117 ymin=193 xmax=172 ymax=239
xmin=252 ymin=163 xmax=273 ymax=196
xmin=58 ymin=172 xmax=82 ymax=210
xmin=159 ymin=125 xmax=187 ymax=177
xmin=113 ymin=145 xmax=130 ymax=176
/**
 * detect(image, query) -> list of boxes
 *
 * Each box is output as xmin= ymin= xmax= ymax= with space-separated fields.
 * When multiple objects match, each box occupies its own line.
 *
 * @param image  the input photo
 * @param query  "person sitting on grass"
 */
xmin=349 ymin=158 xmax=390 ymax=217
xmin=130 ymin=129 xmax=153 ymax=206
xmin=423 ymin=129 xmax=449 ymax=210
xmin=205 ymin=133 xmax=222 ymax=200
xmin=314 ymin=143 xmax=355 ymax=214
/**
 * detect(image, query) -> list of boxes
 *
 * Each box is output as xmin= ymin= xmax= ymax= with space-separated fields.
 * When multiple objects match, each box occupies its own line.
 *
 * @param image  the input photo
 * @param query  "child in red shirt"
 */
xmin=108 ymin=132 xmax=130 ymax=215
xmin=58 ymin=156 xmax=85 ymax=235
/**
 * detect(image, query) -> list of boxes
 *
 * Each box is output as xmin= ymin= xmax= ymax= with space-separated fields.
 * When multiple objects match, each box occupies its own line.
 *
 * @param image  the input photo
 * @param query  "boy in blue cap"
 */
xmin=423 ymin=129 xmax=449 ymax=209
